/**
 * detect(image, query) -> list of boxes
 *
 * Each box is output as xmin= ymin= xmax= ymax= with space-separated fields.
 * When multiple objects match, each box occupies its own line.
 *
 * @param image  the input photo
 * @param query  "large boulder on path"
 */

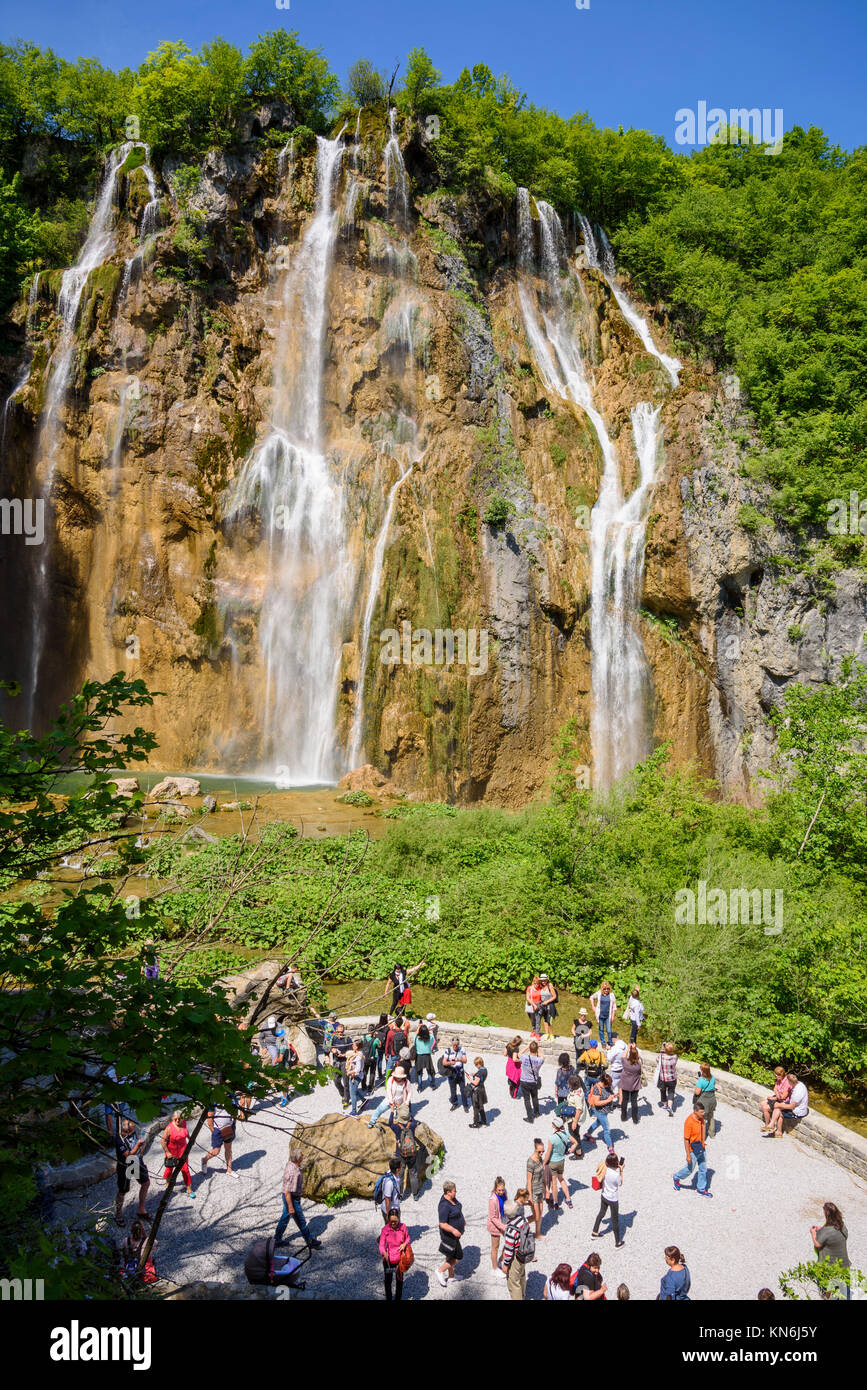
xmin=149 ymin=776 xmax=201 ymax=800
xmin=293 ymin=1113 xmax=444 ymax=1200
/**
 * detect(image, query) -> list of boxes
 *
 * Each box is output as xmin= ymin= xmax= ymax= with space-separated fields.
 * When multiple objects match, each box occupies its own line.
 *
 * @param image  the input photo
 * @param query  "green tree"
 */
xmin=764 ymin=657 xmax=867 ymax=879
xmin=402 ymin=47 xmax=440 ymax=117
xmin=346 ymin=58 xmax=387 ymax=108
xmin=0 ymin=168 xmax=37 ymax=309
xmin=243 ymin=30 xmax=340 ymax=132
xmin=131 ymin=41 xmax=211 ymax=155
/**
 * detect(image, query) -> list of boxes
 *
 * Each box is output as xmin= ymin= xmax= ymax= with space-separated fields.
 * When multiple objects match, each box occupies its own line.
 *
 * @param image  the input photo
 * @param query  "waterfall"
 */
xmin=384 ymin=108 xmax=409 ymax=226
xmin=578 ymin=213 xmax=681 ymax=387
xmin=227 ymin=132 xmax=351 ymax=784
xmin=277 ymin=137 xmax=295 ymax=185
xmin=27 ymin=142 xmax=130 ymax=726
xmin=517 ymin=188 xmax=667 ymax=790
xmin=348 ymin=461 xmax=413 ymax=767
xmin=589 ymin=402 xmax=663 ymax=789
xmin=121 ymin=148 xmax=161 ymax=302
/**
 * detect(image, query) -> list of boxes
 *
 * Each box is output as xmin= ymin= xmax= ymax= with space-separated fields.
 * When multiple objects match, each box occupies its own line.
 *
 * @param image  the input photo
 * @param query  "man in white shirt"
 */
xmin=764 ymin=1073 xmax=809 ymax=1136
xmin=376 ymin=1157 xmax=403 ymax=1223
xmin=606 ymin=1033 xmax=628 ymax=1096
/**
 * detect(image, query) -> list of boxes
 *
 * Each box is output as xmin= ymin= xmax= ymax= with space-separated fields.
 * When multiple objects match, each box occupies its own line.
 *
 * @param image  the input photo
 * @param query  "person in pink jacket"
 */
xmin=487 ymin=1176 xmax=509 ymax=1279
xmin=378 ymin=1207 xmax=410 ymax=1301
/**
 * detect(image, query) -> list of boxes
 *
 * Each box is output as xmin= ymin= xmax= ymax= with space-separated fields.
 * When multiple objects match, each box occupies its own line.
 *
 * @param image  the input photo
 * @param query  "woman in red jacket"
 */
xmin=378 ymin=1207 xmax=411 ymax=1301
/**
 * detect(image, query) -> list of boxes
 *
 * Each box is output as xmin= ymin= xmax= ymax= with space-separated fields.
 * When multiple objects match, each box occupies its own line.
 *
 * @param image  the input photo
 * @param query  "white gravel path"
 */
xmin=92 ymin=1047 xmax=867 ymax=1300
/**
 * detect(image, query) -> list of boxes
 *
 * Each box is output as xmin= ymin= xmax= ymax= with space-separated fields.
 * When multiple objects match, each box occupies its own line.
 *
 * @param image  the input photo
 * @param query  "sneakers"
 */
xmin=187 ymin=1187 xmax=196 ymax=1199
xmin=437 ymin=1270 xmax=448 ymax=1288
xmin=615 ymin=1241 xmax=625 ymax=1248
xmin=697 ymin=1189 xmax=714 ymax=1199
xmin=279 ymin=1097 xmax=290 ymax=1108
xmin=307 ymin=1237 xmax=323 ymax=1248
xmin=672 ymin=1175 xmax=681 ymax=1191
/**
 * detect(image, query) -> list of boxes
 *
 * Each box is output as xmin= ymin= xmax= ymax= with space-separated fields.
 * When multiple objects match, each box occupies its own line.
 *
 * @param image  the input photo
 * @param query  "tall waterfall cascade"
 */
xmin=226 ymin=133 xmax=351 ymax=785
xmin=517 ymin=189 xmax=674 ymax=789
xmin=27 ymin=142 xmax=135 ymax=725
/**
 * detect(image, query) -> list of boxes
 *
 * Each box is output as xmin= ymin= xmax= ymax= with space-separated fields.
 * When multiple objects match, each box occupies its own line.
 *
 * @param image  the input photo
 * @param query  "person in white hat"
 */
xmin=366 ymin=1065 xmax=413 ymax=1128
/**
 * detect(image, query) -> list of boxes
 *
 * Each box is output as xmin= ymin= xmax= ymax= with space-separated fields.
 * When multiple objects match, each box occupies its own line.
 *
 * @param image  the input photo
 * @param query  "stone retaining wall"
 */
xmin=342 ymin=1016 xmax=867 ymax=1182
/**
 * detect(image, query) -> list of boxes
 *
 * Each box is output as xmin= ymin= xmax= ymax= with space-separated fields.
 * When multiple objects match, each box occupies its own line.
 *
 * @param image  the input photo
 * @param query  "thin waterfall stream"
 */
xmin=517 ymin=188 xmax=671 ymax=789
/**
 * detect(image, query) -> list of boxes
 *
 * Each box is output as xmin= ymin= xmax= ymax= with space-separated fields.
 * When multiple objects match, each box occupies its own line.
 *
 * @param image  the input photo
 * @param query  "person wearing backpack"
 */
xmin=378 ymin=1207 xmax=411 ymax=1301
xmin=411 ymin=1021 xmax=435 ymax=1090
xmin=566 ymin=1074 xmax=588 ymax=1159
xmin=393 ymin=1104 xmax=424 ymax=1198
xmin=585 ymin=1071 xmax=616 ymax=1149
xmin=375 ymin=1157 xmax=403 ymax=1223
xmin=361 ymin=1023 xmax=380 ymax=1092
xmin=346 ymin=1039 xmax=366 ymax=1116
xmin=571 ymin=1251 xmax=607 ymax=1301
xmin=499 ymin=1199 xmax=534 ymax=1300
xmin=577 ymin=1038 xmax=605 ymax=1097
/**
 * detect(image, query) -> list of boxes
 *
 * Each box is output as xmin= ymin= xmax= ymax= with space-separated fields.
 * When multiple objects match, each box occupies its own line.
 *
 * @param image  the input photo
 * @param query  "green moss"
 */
xmin=550 ymin=443 xmax=567 ymax=468
xmin=456 ymin=503 xmax=478 ymax=542
xmin=120 ymin=145 xmax=146 ymax=176
xmin=739 ymin=503 xmax=771 ymax=535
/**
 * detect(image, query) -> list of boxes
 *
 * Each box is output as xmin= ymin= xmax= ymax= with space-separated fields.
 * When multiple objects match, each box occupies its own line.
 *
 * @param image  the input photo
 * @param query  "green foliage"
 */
xmin=0 ymin=676 xmax=317 ymax=1297
xmin=323 ymin=1185 xmax=350 ymax=1207
xmin=483 ymin=494 xmax=511 ymax=527
xmin=242 ymin=30 xmax=340 ymax=132
xmin=400 ymin=48 xmax=441 ymax=119
xmin=778 ymin=1258 xmax=867 ymax=1301
xmin=336 ymin=789 xmax=374 ymax=807
xmin=346 ymin=59 xmax=387 ymax=108
xmin=738 ymin=503 xmax=770 ymax=534
xmin=614 ymin=133 xmax=867 ymax=534
xmin=763 ymin=657 xmax=867 ymax=881
xmin=0 ymin=168 xmax=37 ymax=309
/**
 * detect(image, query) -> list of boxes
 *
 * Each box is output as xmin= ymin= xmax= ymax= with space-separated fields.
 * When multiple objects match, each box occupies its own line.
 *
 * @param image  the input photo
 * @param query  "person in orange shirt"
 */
xmin=672 ymin=1102 xmax=712 ymax=1198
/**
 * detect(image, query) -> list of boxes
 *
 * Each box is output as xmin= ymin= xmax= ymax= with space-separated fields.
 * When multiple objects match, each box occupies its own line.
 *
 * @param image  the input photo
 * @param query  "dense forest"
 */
xmin=0 ymin=30 xmax=865 ymax=561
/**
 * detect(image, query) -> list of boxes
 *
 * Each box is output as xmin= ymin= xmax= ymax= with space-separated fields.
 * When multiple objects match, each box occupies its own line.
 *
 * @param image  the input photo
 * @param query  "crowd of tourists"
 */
xmin=108 ymin=965 xmax=850 ymax=1300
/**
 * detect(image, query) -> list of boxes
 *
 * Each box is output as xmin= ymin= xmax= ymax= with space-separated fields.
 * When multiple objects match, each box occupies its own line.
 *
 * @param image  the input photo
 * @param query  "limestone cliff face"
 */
xmin=2 ymin=117 xmax=863 ymax=802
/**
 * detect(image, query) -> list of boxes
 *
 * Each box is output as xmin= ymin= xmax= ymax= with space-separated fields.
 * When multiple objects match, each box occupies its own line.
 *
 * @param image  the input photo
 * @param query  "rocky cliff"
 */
xmin=2 ymin=110 xmax=863 ymax=803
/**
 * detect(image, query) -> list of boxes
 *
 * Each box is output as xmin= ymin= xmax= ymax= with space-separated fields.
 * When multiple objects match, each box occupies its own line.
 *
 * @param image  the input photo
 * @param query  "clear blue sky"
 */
xmin=1 ymin=0 xmax=864 ymax=151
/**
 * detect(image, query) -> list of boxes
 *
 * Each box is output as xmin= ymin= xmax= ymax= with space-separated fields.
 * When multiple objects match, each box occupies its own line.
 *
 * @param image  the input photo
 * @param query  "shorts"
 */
xmin=548 ymin=1161 xmax=565 ymax=1176
xmin=211 ymin=1125 xmax=236 ymax=1148
xmin=439 ymin=1237 xmax=463 ymax=1262
xmin=530 ymin=1183 xmax=545 ymax=1202
xmin=782 ymin=1113 xmax=806 ymax=1130
xmin=116 ymin=1157 xmax=148 ymax=1194
xmin=541 ymin=1003 xmax=557 ymax=1023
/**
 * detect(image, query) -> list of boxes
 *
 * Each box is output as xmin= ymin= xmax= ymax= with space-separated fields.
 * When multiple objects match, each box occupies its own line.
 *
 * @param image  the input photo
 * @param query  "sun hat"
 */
xmin=552 ymin=1118 xmax=565 ymax=1130
xmin=426 ymin=1012 xmax=437 ymax=1021
xmin=578 ymin=1008 xmax=588 ymax=1016
xmin=392 ymin=1066 xmax=407 ymax=1080
xmin=540 ymin=974 xmax=549 ymax=982
xmin=396 ymin=1104 xmax=411 ymax=1120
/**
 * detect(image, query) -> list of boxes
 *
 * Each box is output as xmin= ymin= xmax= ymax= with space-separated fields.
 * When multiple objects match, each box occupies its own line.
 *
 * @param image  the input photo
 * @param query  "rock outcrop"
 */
xmin=293 ymin=1112 xmax=444 ymax=1199
xmin=2 ymin=120 xmax=863 ymax=804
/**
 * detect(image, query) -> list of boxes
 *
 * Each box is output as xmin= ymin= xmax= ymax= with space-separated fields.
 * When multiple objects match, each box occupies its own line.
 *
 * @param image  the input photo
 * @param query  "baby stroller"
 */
xmin=244 ymin=1236 xmax=311 ymax=1292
